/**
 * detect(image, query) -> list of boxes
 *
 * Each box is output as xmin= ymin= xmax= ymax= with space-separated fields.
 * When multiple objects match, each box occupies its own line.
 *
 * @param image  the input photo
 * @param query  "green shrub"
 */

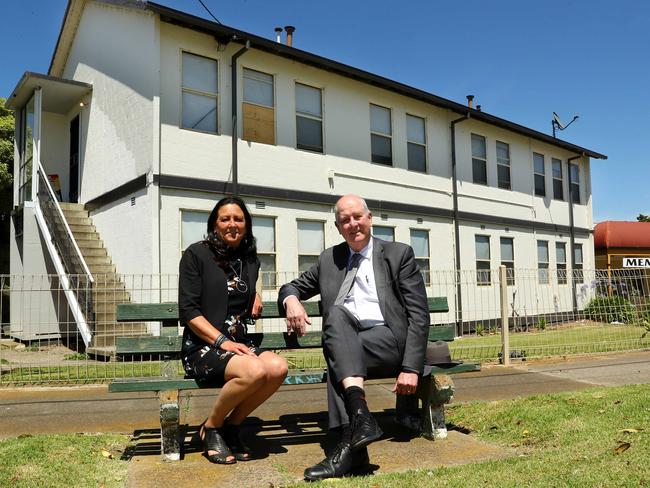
xmin=475 ymin=323 xmax=485 ymax=336
xmin=536 ymin=317 xmax=547 ymax=330
xmin=583 ymin=295 xmax=636 ymax=323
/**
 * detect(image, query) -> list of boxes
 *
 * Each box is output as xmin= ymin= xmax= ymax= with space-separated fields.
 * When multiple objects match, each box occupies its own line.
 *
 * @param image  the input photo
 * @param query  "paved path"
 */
xmin=1 ymin=350 xmax=649 ymax=485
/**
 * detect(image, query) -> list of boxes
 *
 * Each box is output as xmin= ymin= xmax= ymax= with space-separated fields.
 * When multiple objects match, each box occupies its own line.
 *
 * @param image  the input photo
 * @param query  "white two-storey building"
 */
xmin=7 ymin=0 xmax=606 ymax=352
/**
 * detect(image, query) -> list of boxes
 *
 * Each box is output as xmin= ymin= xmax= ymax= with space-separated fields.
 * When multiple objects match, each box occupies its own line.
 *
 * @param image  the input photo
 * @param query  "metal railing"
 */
xmin=1 ymin=267 xmax=649 ymax=386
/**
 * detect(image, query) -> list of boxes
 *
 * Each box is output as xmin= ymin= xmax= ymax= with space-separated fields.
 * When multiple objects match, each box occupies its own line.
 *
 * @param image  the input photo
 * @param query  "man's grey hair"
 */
xmin=334 ymin=195 xmax=370 ymax=222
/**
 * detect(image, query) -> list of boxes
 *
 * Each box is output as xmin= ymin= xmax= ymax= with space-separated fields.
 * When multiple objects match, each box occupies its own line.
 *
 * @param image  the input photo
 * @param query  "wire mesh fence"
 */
xmin=1 ymin=268 xmax=649 ymax=386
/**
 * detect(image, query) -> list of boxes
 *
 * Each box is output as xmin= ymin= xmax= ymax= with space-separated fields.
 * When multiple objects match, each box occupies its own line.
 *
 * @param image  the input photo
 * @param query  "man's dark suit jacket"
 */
xmin=278 ymin=237 xmax=430 ymax=374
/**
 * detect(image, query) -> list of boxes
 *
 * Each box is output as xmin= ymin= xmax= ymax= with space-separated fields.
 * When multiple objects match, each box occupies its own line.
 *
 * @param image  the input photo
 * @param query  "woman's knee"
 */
xmin=266 ymin=355 xmax=288 ymax=380
xmin=238 ymin=358 xmax=267 ymax=386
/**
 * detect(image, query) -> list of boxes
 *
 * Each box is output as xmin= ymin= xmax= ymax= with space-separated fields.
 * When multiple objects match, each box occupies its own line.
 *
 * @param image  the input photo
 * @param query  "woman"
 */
xmin=179 ymin=196 xmax=288 ymax=464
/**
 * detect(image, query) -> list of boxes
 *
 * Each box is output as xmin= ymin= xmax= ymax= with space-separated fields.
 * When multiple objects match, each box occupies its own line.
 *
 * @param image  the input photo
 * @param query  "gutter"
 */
xmin=230 ymin=40 xmax=250 ymax=197
xmin=567 ymin=153 xmax=583 ymax=312
xmin=450 ymin=110 xmax=470 ymax=332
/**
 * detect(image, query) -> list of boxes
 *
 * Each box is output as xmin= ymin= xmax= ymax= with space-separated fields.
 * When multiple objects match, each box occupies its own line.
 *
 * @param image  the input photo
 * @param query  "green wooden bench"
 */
xmin=109 ymin=297 xmax=480 ymax=461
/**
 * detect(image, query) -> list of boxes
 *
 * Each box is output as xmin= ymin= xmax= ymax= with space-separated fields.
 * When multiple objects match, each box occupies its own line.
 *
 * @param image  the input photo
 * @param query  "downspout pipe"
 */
xmin=567 ymin=153 xmax=583 ymax=313
xmin=231 ymin=40 xmax=250 ymax=197
xmin=450 ymin=111 xmax=470 ymax=333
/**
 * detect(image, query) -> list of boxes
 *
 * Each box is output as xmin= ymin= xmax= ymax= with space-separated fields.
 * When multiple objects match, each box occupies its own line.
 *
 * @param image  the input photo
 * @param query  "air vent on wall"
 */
xmin=130 ymin=197 xmax=136 ymax=206
xmin=255 ymin=201 xmax=266 ymax=210
xmin=417 ymin=218 xmax=423 ymax=224
xmin=381 ymin=213 xmax=388 ymax=221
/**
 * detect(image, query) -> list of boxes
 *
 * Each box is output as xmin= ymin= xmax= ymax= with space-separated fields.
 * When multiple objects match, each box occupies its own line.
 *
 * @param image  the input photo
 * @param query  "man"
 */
xmin=278 ymin=194 xmax=430 ymax=480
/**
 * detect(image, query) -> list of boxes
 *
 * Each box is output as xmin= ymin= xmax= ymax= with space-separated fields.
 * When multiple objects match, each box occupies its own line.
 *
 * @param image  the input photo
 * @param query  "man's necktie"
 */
xmin=334 ymin=253 xmax=362 ymax=305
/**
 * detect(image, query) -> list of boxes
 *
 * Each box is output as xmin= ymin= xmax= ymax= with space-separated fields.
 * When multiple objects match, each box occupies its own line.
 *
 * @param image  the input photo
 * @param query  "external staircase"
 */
xmin=59 ymin=203 xmax=147 ymax=358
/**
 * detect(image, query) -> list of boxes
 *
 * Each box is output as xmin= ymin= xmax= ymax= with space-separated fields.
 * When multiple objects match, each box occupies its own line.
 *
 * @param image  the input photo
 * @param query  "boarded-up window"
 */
xmin=243 ymin=68 xmax=275 ymax=145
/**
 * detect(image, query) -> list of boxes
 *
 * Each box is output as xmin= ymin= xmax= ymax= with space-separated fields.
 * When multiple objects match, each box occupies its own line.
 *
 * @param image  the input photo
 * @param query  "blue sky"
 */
xmin=2 ymin=0 xmax=648 ymax=222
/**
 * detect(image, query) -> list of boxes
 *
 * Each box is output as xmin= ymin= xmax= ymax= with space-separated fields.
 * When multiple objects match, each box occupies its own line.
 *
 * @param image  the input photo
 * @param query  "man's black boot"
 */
xmin=304 ymin=441 xmax=353 ymax=481
xmin=349 ymin=408 xmax=383 ymax=451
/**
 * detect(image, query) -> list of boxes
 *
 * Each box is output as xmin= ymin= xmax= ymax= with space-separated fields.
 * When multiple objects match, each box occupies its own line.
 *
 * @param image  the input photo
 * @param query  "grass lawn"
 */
xmin=0 ymin=433 xmax=130 ymax=488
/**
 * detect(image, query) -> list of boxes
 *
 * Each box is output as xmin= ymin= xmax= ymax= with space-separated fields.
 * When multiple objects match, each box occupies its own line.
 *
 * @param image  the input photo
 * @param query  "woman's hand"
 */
xmin=251 ymin=292 xmax=264 ymax=319
xmin=220 ymin=340 xmax=256 ymax=356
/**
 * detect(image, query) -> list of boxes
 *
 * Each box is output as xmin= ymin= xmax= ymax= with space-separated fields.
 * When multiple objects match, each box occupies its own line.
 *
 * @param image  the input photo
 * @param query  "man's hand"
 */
xmin=251 ymin=292 xmax=263 ymax=319
xmin=391 ymin=371 xmax=419 ymax=395
xmin=220 ymin=340 xmax=256 ymax=356
xmin=284 ymin=295 xmax=310 ymax=337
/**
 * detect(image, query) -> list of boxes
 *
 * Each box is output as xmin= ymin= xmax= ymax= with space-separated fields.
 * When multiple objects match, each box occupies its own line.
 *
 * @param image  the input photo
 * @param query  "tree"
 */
xmin=637 ymin=214 xmax=650 ymax=222
xmin=0 ymin=98 xmax=14 ymax=274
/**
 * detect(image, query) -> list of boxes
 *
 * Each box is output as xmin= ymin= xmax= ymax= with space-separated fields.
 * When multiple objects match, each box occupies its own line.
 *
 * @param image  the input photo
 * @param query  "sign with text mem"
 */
xmin=623 ymin=257 xmax=650 ymax=268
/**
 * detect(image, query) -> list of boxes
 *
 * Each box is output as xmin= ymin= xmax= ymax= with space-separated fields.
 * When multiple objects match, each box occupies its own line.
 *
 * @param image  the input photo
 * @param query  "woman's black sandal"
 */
xmin=222 ymin=424 xmax=253 ymax=461
xmin=194 ymin=421 xmax=236 ymax=464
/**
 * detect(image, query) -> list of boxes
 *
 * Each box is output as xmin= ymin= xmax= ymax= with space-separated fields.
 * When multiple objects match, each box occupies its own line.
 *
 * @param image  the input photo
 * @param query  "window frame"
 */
xmin=475 ymin=234 xmax=491 ymax=286
xmin=552 ymin=158 xmax=564 ymax=201
xmin=406 ymin=113 xmax=427 ymax=173
xmin=533 ymin=152 xmax=546 ymax=197
xmin=369 ymin=103 xmax=393 ymax=166
xmin=296 ymin=219 xmax=325 ymax=273
xmin=537 ymin=240 xmax=550 ymax=285
xmin=556 ymin=242 xmax=567 ymax=285
xmin=500 ymin=236 xmax=515 ymax=286
xmin=295 ymin=82 xmax=324 ymax=153
xmin=242 ymin=67 xmax=276 ymax=145
xmin=180 ymin=51 xmax=219 ymax=134
xmin=570 ymin=162 xmax=580 ymax=204
xmin=410 ymin=228 xmax=431 ymax=285
xmin=496 ymin=140 xmax=511 ymax=190
xmin=574 ymin=244 xmax=584 ymax=284
xmin=373 ymin=225 xmax=395 ymax=242
xmin=179 ymin=209 xmax=210 ymax=255
xmin=471 ymin=133 xmax=488 ymax=185
xmin=252 ymin=215 xmax=278 ymax=290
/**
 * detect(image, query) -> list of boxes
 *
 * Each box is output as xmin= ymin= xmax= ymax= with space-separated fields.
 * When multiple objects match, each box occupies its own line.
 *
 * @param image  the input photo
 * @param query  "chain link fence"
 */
xmin=1 ymin=268 xmax=649 ymax=386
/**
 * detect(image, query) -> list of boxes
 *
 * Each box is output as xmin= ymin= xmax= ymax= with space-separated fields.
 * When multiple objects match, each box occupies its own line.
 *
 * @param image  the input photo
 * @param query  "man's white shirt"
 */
xmin=344 ymin=238 xmax=385 ymax=329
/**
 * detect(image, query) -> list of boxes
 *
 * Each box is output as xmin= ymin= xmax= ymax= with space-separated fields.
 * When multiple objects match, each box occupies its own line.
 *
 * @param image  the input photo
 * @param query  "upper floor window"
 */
xmin=552 ymin=158 xmax=564 ymax=200
xmin=406 ymin=114 xmax=426 ymax=172
xmin=410 ymin=229 xmax=430 ymax=285
xmin=181 ymin=52 xmax=218 ymax=133
xmin=500 ymin=237 xmax=515 ymax=286
xmin=537 ymin=240 xmax=550 ymax=284
xmin=373 ymin=226 xmax=395 ymax=242
xmin=297 ymin=220 xmax=324 ymax=272
xmin=533 ymin=152 xmax=546 ymax=197
xmin=252 ymin=216 xmax=277 ymax=289
xmin=570 ymin=163 xmax=580 ymax=204
xmin=295 ymin=83 xmax=323 ymax=153
xmin=471 ymin=133 xmax=487 ymax=185
xmin=496 ymin=141 xmax=511 ymax=190
xmin=556 ymin=242 xmax=567 ymax=285
xmin=370 ymin=104 xmax=392 ymax=165
xmin=243 ymin=68 xmax=275 ymax=145
xmin=475 ymin=235 xmax=491 ymax=285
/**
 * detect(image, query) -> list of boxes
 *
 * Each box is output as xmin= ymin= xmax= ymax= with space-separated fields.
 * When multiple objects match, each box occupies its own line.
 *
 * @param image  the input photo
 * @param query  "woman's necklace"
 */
xmin=229 ymin=259 xmax=248 ymax=293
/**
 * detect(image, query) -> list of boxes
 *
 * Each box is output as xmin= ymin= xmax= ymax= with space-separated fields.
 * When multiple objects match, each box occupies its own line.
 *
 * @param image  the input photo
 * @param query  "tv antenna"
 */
xmin=552 ymin=111 xmax=579 ymax=138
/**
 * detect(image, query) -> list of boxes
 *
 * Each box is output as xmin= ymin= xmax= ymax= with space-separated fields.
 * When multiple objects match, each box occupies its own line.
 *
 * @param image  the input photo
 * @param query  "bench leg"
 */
xmin=421 ymin=374 xmax=455 ymax=440
xmin=158 ymin=390 xmax=181 ymax=461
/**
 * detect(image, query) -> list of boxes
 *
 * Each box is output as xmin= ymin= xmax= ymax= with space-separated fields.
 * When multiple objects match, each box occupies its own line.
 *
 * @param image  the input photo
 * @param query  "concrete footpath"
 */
xmin=1 ymin=350 xmax=649 ymax=486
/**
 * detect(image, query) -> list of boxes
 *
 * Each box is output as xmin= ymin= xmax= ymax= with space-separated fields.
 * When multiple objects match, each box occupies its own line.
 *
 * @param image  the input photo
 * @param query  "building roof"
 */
xmin=594 ymin=221 xmax=650 ymax=249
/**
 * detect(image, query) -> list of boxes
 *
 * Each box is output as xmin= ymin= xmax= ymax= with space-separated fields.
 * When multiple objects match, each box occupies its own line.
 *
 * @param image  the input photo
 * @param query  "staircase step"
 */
xmin=91 ymin=330 xmax=150 ymax=348
xmin=72 ymin=231 xmax=100 ymax=241
xmin=76 ymin=239 xmax=104 ymax=249
xmin=93 ymin=322 xmax=148 ymax=335
xmin=61 ymin=209 xmax=89 ymax=220
xmin=88 ymin=263 xmax=116 ymax=274
xmin=92 ymin=275 xmax=122 ymax=286
xmin=85 ymin=255 xmax=112 ymax=265
xmin=81 ymin=247 xmax=108 ymax=257
xmin=65 ymin=217 xmax=93 ymax=226
xmin=59 ymin=202 xmax=86 ymax=211
xmin=68 ymin=223 xmax=97 ymax=234
xmin=92 ymin=287 xmax=128 ymax=298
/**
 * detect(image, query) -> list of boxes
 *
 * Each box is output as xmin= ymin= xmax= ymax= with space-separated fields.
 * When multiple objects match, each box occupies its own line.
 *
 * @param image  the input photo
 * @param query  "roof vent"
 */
xmin=284 ymin=25 xmax=295 ymax=46
xmin=274 ymin=27 xmax=283 ymax=43
xmin=466 ymin=95 xmax=474 ymax=109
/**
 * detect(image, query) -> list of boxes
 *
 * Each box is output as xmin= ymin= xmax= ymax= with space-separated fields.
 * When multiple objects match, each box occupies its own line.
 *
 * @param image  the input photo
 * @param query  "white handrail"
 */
xmin=36 ymin=162 xmax=94 ymax=283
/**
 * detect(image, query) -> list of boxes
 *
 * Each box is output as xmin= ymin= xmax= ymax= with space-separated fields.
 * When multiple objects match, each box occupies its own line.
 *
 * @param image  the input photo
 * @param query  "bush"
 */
xmin=583 ymin=295 xmax=636 ymax=323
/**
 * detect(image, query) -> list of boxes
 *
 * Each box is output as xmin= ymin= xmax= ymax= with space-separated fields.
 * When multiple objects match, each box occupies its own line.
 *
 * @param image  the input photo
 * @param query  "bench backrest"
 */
xmin=115 ymin=297 xmax=451 ymax=355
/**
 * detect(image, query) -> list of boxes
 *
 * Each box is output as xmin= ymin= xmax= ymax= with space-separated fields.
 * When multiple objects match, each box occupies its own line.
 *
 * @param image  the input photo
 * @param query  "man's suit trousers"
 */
xmin=322 ymin=305 xmax=403 ymax=429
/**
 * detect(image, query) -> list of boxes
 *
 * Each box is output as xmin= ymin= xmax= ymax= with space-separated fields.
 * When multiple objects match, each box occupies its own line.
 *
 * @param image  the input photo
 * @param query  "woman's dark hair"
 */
xmin=203 ymin=196 xmax=257 ymax=266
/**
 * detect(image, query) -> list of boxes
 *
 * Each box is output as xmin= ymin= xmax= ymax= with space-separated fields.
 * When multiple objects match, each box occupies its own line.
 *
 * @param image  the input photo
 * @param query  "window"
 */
xmin=295 ymin=83 xmax=323 ymax=152
xmin=533 ymin=152 xmax=546 ymax=197
xmin=475 ymin=235 xmax=491 ymax=285
xmin=252 ymin=216 xmax=276 ymax=289
xmin=570 ymin=163 xmax=580 ymax=204
xmin=181 ymin=210 xmax=209 ymax=251
xmin=574 ymin=244 xmax=584 ymax=284
xmin=373 ymin=226 xmax=395 ymax=242
xmin=181 ymin=52 xmax=218 ymax=133
xmin=410 ymin=229 xmax=430 ymax=285
xmin=496 ymin=141 xmax=511 ymax=189
xmin=471 ymin=133 xmax=487 ymax=185
xmin=18 ymin=95 xmax=35 ymax=203
xmin=552 ymin=158 xmax=564 ymax=200
xmin=556 ymin=242 xmax=567 ymax=285
xmin=297 ymin=220 xmax=324 ymax=272
xmin=370 ymin=104 xmax=392 ymax=165
xmin=500 ymin=237 xmax=515 ymax=286
xmin=406 ymin=114 xmax=426 ymax=172
xmin=537 ymin=240 xmax=549 ymax=284
xmin=243 ymin=68 xmax=275 ymax=145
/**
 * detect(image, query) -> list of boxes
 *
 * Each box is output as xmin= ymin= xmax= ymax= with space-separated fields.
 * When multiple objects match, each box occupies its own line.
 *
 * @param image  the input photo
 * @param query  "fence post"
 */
xmin=499 ymin=265 xmax=510 ymax=366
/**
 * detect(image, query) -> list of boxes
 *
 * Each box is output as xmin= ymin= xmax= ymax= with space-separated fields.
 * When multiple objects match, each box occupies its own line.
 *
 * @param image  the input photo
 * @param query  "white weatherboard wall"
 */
xmin=62 ymin=1 xmax=157 ymax=202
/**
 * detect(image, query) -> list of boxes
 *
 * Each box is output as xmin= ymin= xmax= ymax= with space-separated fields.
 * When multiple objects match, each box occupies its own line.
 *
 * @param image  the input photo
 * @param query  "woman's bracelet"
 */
xmin=213 ymin=334 xmax=229 ymax=349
